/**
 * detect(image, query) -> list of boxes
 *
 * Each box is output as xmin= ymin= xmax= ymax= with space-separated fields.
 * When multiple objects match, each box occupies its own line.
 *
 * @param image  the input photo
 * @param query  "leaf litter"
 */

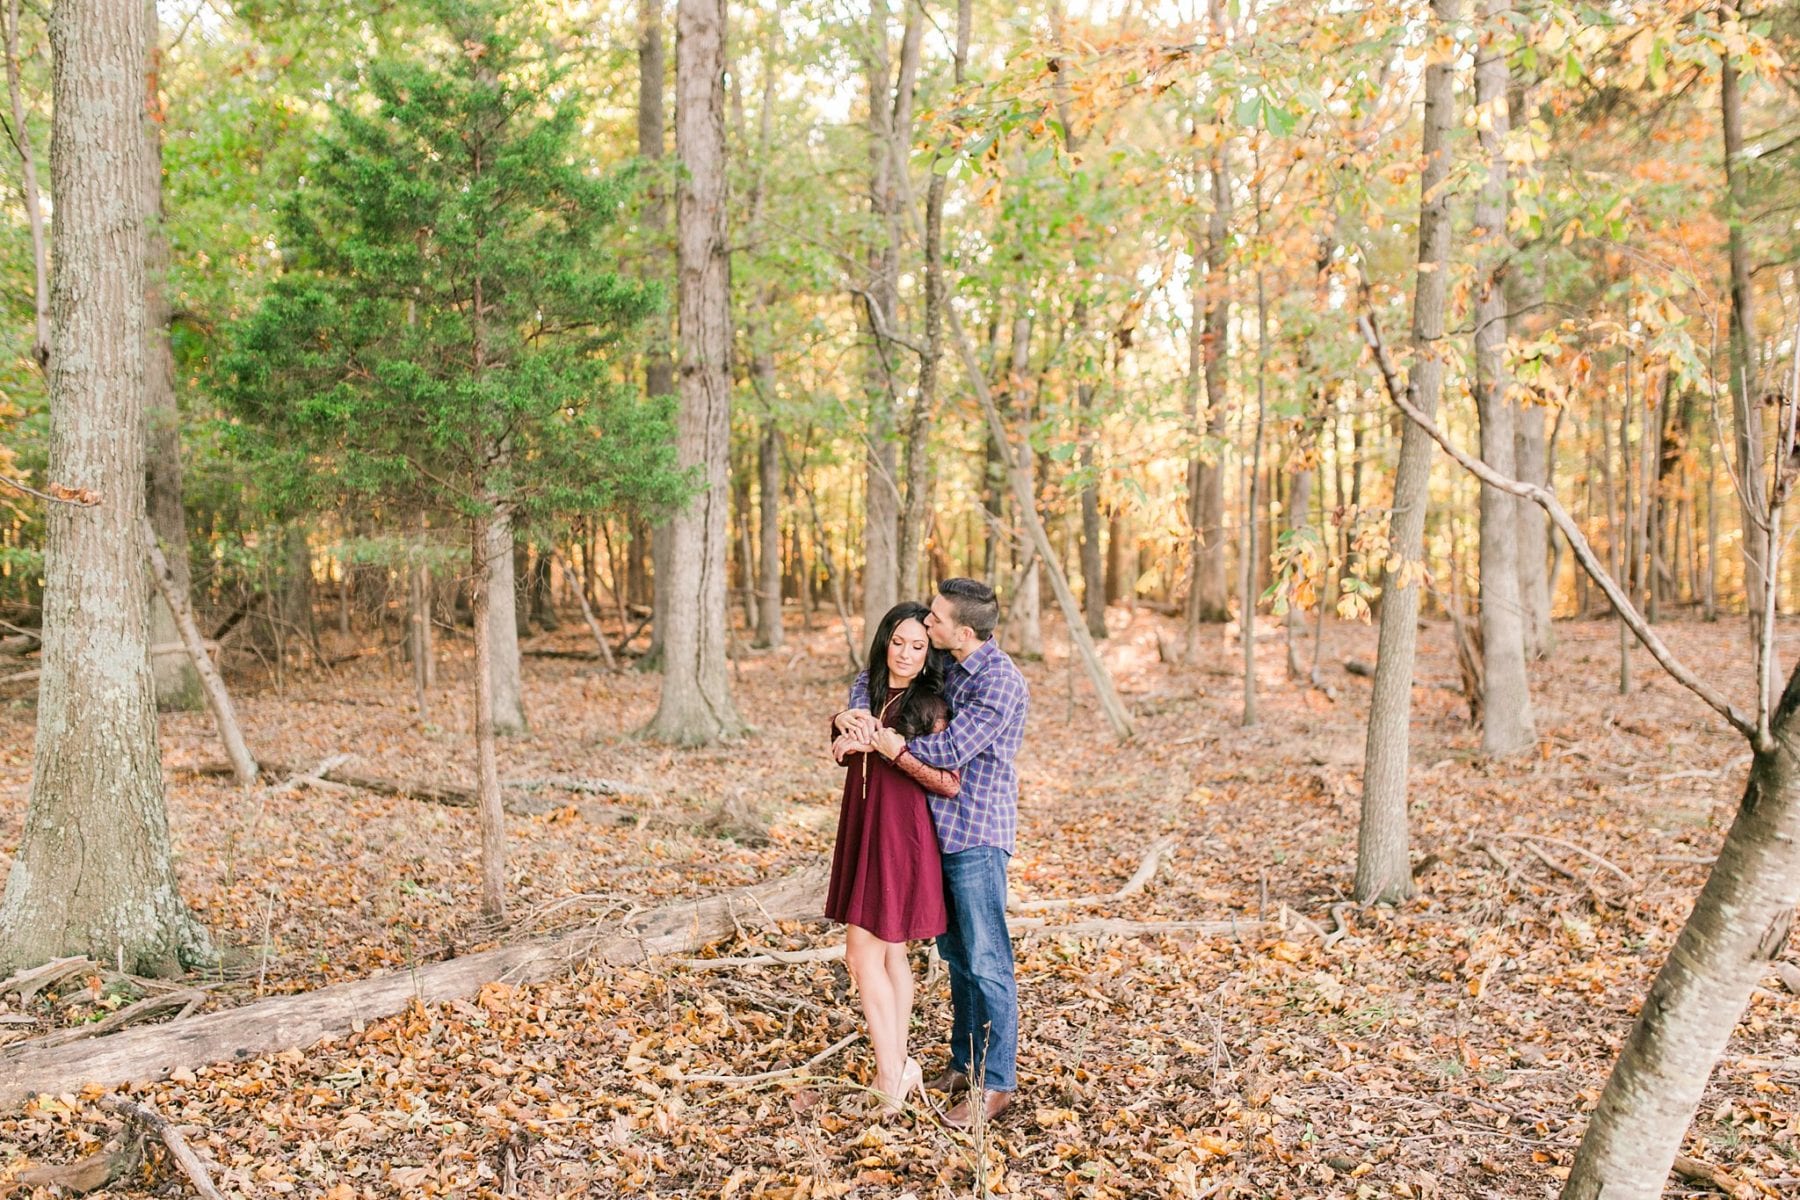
xmin=0 ymin=611 xmax=1794 ymax=1198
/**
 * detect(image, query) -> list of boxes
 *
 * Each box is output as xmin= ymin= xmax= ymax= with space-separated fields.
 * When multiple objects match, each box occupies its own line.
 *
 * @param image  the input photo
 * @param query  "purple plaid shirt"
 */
xmin=848 ymin=638 xmax=1028 ymax=855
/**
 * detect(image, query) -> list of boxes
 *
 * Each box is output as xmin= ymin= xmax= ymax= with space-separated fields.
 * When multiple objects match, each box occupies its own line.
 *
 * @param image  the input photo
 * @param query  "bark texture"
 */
xmin=470 ymin=520 xmax=507 ymax=920
xmin=639 ymin=0 xmax=675 ymax=668
xmin=1356 ymin=0 xmax=1461 ymax=904
xmin=0 ymin=0 xmax=202 ymax=976
xmin=647 ymin=0 xmax=743 ymax=744
xmin=755 ymin=422 xmax=783 ymax=648
xmin=482 ymin=506 xmax=527 ymax=734
xmin=1472 ymin=0 xmax=1534 ymax=757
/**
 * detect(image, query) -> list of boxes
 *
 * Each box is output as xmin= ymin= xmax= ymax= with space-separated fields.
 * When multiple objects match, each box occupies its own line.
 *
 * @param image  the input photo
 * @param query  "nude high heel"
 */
xmin=877 ymin=1058 xmax=925 ymax=1116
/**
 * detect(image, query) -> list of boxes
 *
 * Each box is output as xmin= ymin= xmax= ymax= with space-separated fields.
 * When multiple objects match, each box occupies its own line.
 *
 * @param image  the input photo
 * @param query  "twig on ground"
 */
xmin=1672 ymin=1153 xmax=1760 ymax=1200
xmin=98 ymin=1094 xmax=227 ymax=1200
xmin=1497 ymin=831 xmax=1637 ymax=889
xmin=0 ymin=956 xmax=92 ymax=1005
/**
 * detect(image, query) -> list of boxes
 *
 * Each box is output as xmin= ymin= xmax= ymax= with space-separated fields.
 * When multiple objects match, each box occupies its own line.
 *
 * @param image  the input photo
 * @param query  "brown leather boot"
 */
xmin=925 ymin=1066 xmax=970 ymax=1097
xmin=944 ymin=1090 xmax=1012 ymax=1129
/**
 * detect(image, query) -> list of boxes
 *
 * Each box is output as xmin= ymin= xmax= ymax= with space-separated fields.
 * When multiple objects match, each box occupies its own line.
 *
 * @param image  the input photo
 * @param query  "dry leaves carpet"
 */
xmin=0 ymin=610 xmax=1794 ymax=1198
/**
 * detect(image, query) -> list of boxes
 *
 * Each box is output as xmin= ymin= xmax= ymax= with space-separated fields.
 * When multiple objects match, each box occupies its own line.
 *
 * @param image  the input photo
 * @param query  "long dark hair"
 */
xmin=866 ymin=601 xmax=950 ymax=738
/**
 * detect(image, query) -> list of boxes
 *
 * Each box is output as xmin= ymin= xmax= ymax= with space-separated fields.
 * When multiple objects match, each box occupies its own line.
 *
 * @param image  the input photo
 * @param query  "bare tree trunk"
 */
xmin=469 ymin=520 xmax=507 ymax=920
xmin=859 ymin=0 xmax=921 ymax=632
xmin=1242 ymin=243 xmax=1267 ymax=727
xmin=483 ymin=507 xmax=526 ymax=733
xmin=756 ymin=421 xmax=783 ymax=648
xmin=647 ymin=0 xmax=743 ymax=744
xmin=1106 ymin=508 xmax=1132 ymax=605
xmin=140 ymin=0 xmax=200 ymax=713
xmin=2 ymin=0 xmax=47 ymax=366
xmin=409 ymin=555 xmax=431 ymax=723
xmin=1285 ymin=457 xmax=1313 ymax=680
xmin=1003 ymin=315 xmax=1042 ymax=658
xmin=1356 ymin=0 xmax=1461 ymax=905
xmin=898 ymin=163 xmax=944 ymax=602
xmin=1188 ymin=71 xmax=1233 ymax=632
xmin=1473 ymin=0 xmax=1534 ymax=757
xmin=639 ymin=0 xmax=675 ymax=670
xmin=0 ymin=0 xmax=204 ymax=975
xmin=1618 ymin=371 xmax=1633 ymax=696
xmin=1722 ymin=7 xmax=1770 ymax=669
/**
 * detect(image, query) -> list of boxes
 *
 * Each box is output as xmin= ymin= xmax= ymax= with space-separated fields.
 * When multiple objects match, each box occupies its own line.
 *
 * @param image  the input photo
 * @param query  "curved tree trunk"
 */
xmin=0 ymin=0 xmax=204 ymax=976
xmin=1356 ymin=0 xmax=1461 ymax=905
xmin=647 ymin=0 xmax=743 ymax=745
xmin=1563 ymin=672 xmax=1800 ymax=1197
xmin=1473 ymin=0 xmax=1534 ymax=757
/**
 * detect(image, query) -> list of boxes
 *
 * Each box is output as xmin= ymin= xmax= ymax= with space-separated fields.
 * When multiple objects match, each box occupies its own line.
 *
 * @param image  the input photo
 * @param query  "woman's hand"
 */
xmin=832 ymin=733 xmax=872 ymax=763
xmin=871 ymin=728 xmax=905 ymax=760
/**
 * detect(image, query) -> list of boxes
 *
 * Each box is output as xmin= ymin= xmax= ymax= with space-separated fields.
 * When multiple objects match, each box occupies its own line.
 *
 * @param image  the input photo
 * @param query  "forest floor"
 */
xmin=0 ymin=605 xmax=1796 ymax=1199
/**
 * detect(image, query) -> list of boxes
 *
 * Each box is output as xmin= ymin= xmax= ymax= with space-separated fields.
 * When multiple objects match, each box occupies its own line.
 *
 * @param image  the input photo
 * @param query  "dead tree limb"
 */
xmin=1357 ymin=308 xmax=1755 ymax=741
xmin=1011 ymin=835 xmax=1175 ymax=912
xmin=549 ymin=548 xmax=616 ymax=671
xmin=0 ymin=867 xmax=825 ymax=1109
xmin=98 ymin=1095 xmax=227 ymax=1200
xmin=144 ymin=518 xmax=259 ymax=784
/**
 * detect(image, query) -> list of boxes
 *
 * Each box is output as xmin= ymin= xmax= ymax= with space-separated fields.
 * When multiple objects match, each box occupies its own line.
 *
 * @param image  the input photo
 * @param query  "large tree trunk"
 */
xmin=639 ymin=0 xmax=674 ymax=670
xmin=482 ymin=506 xmax=527 ymax=734
xmin=0 ymin=0 xmax=204 ymax=976
xmin=1721 ymin=3 xmax=1769 ymax=670
xmin=647 ymin=0 xmax=742 ymax=745
xmin=141 ymin=0 xmax=200 ymax=713
xmin=1563 ymin=670 xmax=1800 ymax=1197
xmin=1473 ymin=0 xmax=1534 ymax=757
xmin=1356 ymin=0 xmax=1461 ymax=905
xmin=859 ymin=0 xmax=921 ymax=634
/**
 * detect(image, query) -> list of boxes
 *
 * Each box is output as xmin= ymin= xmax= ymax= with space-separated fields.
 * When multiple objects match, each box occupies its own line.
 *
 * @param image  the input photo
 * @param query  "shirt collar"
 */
xmin=956 ymin=638 xmax=1000 ymax=676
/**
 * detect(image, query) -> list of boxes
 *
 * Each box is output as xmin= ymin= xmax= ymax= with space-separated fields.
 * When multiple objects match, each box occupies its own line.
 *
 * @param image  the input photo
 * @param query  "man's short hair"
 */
xmin=938 ymin=577 xmax=999 ymax=641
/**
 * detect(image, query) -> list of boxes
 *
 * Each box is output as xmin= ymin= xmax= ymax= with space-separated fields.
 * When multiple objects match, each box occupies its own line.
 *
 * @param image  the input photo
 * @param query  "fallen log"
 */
xmin=191 ymin=761 xmax=657 ymax=814
xmin=0 ymin=867 xmax=825 ymax=1109
xmin=99 ymin=1095 xmax=226 ymax=1200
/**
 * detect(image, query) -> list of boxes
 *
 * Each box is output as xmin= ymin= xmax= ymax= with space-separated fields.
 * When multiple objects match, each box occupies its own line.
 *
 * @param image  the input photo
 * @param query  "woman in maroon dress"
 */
xmin=827 ymin=601 xmax=961 ymax=1113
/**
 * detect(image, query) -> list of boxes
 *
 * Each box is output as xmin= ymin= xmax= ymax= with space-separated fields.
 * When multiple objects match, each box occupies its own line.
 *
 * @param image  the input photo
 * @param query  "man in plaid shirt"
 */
xmin=838 ymin=578 xmax=1027 ymax=1126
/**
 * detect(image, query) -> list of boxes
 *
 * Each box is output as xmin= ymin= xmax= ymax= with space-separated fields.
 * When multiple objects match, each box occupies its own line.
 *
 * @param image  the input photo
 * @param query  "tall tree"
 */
xmin=141 ymin=0 xmax=201 ymax=711
xmin=1355 ymin=0 xmax=1462 ymax=904
xmin=858 ymin=1 xmax=921 ymax=633
xmin=646 ymin=0 xmax=743 ymax=744
xmin=1185 ymin=0 xmax=1233 ymax=642
xmin=0 ymin=0 xmax=203 ymax=975
xmin=220 ymin=6 xmax=676 ymax=916
xmin=640 ymin=0 xmax=675 ymax=669
xmin=1472 ymin=0 xmax=1534 ymax=755
xmin=1721 ymin=0 xmax=1770 ymax=674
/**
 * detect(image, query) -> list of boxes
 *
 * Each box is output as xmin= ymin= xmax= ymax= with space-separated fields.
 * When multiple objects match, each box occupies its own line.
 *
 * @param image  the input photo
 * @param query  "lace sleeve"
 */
xmin=894 ymin=715 xmax=960 ymax=797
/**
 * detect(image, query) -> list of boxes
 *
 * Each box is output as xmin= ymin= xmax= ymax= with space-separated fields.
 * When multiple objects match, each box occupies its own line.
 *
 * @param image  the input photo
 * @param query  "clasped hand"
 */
xmin=832 ymin=708 xmax=904 ymax=762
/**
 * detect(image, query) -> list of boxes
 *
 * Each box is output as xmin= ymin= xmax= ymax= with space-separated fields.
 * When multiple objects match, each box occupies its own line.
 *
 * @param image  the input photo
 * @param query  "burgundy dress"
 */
xmin=825 ymin=696 xmax=960 ymax=943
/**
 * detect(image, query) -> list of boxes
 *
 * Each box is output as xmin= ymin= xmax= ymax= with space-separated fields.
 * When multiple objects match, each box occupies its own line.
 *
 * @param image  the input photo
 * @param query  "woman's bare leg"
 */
xmin=846 ymin=925 xmax=903 ymax=1094
xmin=885 ymin=941 xmax=915 ymax=1069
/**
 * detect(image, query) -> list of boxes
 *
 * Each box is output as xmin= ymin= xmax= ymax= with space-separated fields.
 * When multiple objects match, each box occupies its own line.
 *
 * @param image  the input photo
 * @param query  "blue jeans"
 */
xmin=937 ymin=845 xmax=1018 ymax=1092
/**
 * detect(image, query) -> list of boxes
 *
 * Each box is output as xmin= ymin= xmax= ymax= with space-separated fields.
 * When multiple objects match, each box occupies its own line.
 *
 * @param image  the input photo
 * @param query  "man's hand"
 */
xmin=871 ymin=728 xmax=905 ymax=760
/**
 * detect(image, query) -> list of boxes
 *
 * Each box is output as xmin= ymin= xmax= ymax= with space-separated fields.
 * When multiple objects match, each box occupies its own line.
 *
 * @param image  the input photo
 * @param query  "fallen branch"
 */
xmin=680 ymin=1031 xmax=862 ymax=1086
xmin=0 ymin=956 xmax=92 ymax=1006
xmin=0 ymin=867 xmax=827 ymax=1109
xmin=1496 ymin=831 xmax=1637 ymax=890
xmin=13 ymin=1142 xmax=139 ymax=1194
xmin=504 ymin=775 xmax=659 ymax=802
xmin=17 ymin=989 xmax=207 ymax=1052
xmin=549 ymin=548 xmax=615 ymax=672
xmin=1011 ymin=836 xmax=1175 ymax=913
xmin=1671 ymin=1154 xmax=1761 ymax=1200
xmin=98 ymin=1095 xmax=226 ymax=1200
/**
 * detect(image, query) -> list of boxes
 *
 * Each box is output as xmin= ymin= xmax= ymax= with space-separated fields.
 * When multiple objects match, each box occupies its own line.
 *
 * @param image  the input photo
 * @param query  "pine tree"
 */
xmin=219 ymin=0 xmax=683 ymax=918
